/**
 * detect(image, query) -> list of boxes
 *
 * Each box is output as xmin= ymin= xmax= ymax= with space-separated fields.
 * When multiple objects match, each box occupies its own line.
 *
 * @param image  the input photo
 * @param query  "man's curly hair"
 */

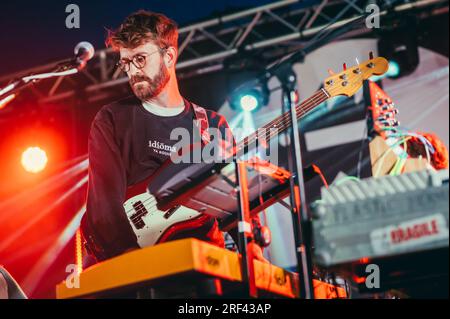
xmin=106 ymin=10 xmax=178 ymax=51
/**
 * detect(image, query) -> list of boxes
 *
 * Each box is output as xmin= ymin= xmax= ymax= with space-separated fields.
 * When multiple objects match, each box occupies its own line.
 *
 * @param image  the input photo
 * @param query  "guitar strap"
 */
xmin=191 ymin=102 xmax=211 ymax=145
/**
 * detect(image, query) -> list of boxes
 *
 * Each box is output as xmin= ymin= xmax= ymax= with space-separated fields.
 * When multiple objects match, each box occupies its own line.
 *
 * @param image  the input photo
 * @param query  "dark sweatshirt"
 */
xmin=80 ymin=95 xmax=234 ymax=260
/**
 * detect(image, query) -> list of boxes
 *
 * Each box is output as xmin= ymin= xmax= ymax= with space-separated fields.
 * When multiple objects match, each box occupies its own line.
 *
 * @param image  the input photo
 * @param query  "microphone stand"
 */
xmin=0 ymin=60 xmax=83 ymax=103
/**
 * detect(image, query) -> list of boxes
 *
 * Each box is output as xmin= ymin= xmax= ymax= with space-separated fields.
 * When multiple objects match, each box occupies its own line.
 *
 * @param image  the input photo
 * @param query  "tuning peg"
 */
xmin=369 ymin=51 xmax=374 ymax=60
xmin=328 ymin=69 xmax=336 ymax=76
xmin=391 ymin=108 xmax=399 ymax=115
xmin=343 ymin=63 xmax=347 ymax=71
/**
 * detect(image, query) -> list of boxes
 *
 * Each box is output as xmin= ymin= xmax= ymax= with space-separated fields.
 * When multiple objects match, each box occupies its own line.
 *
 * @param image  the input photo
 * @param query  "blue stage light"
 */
xmin=230 ymin=85 xmax=269 ymax=113
xmin=387 ymin=60 xmax=401 ymax=78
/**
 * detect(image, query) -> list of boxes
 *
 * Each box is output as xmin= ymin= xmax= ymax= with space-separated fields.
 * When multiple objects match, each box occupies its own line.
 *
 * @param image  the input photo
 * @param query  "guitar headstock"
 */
xmin=367 ymin=80 xmax=400 ymax=139
xmin=323 ymin=55 xmax=389 ymax=98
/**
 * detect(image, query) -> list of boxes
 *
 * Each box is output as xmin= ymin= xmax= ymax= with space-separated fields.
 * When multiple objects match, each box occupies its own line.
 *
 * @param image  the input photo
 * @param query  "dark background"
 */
xmin=0 ymin=0 xmax=277 ymax=76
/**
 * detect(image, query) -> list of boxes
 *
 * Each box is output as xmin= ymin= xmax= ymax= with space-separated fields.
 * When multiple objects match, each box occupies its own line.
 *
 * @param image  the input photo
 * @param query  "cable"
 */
xmin=387 ymin=129 xmax=435 ymax=165
xmin=312 ymin=164 xmax=329 ymax=189
xmin=389 ymin=157 xmax=402 ymax=175
xmin=334 ymin=175 xmax=360 ymax=186
xmin=373 ymin=137 xmax=411 ymax=178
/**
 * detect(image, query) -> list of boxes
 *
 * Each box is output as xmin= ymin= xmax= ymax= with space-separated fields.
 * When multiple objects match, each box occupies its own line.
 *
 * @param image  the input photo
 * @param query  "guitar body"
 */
xmin=124 ymin=177 xmax=206 ymax=248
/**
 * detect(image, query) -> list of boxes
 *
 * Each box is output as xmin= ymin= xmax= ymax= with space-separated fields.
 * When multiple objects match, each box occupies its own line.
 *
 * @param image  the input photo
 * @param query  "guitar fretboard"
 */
xmin=234 ymin=88 xmax=330 ymax=155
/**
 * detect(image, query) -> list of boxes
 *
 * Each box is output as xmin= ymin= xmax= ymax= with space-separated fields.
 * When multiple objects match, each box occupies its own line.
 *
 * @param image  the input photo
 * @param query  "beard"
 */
xmin=130 ymin=63 xmax=170 ymax=101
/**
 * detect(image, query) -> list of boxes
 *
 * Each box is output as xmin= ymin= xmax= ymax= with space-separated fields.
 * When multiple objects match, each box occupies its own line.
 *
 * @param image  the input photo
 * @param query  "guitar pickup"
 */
xmin=163 ymin=205 xmax=181 ymax=219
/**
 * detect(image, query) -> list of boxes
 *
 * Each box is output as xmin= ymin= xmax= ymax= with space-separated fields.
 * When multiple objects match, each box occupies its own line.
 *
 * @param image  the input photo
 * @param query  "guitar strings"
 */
xmin=233 ymin=90 xmax=328 ymax=154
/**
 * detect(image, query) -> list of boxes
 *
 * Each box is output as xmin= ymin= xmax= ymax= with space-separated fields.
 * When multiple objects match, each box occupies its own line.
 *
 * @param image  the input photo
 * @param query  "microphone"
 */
xmin=72 ymin=41 xmax=95 ymax=70
xmin=0 ymin=42 xmax=95 ymax=100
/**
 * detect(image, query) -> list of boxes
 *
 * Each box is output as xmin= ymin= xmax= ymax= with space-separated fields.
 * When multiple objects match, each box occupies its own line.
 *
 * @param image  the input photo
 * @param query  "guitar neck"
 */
xmin=234 ymin=88 xmax=330 ymax=154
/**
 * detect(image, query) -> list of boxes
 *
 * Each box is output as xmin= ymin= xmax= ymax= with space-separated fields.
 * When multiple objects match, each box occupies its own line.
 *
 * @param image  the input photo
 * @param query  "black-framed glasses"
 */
xmin=116 ymin=49 xmax=164 ymax=73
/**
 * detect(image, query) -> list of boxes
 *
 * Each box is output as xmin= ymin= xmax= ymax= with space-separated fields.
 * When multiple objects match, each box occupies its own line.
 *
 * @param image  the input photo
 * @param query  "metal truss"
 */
xmin=0 ymin=0 xmax=447 ymax=105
